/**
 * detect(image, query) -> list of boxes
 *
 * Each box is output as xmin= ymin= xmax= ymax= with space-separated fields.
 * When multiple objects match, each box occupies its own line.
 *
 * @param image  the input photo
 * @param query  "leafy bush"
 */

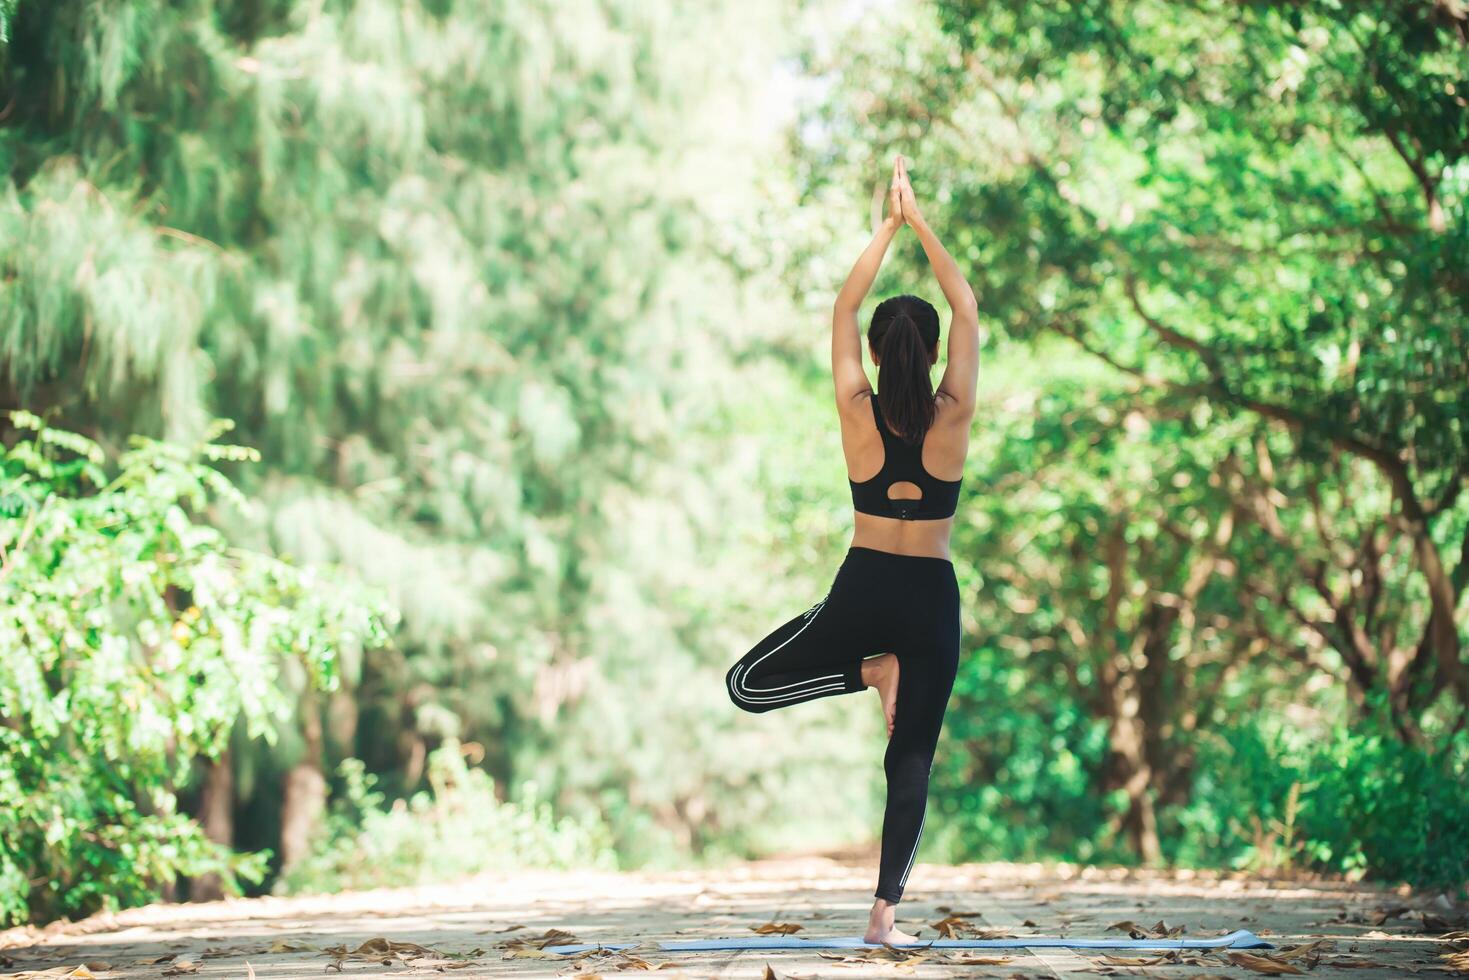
xmin=277 ymin=739 xmax=618 ymax=895
xmin=1168 ymin=699 xmax=1469 ymax=891
xmin=0 ymin=411 xmax=396 ymax=926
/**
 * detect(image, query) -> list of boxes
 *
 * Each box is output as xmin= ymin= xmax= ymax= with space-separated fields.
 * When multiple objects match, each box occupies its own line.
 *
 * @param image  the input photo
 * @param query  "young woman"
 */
xmin=726 ymin=155 xmax=979 ymax=943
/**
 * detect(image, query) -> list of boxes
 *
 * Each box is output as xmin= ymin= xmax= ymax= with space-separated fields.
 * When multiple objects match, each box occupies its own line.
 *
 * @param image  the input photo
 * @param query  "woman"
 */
xmin=726 ymin=155 xmax=979 ymax=944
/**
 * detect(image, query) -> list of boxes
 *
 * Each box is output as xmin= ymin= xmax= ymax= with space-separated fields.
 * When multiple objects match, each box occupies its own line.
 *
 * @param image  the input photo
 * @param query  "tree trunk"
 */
xmin=189 ymin=748 xmax=235 ymax=901
xmin=279 ymin=696 xmax=326 ymax=874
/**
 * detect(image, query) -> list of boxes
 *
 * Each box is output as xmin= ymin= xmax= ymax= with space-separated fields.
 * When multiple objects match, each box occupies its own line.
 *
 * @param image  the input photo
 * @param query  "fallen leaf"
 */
xmin=162 ymin=960 xmax=200 ymax=976
xmin=266 ymin=939 xmax=318 ymax=954
xmin=1426 ymin=914 xmax=1469 ymax=934
xmin=1371 ymin=907 xmax=1411 ymax=926
xmin=751 ymin=923 xmax=803 ymax=935
xmin=1107 ymin=918 xmax=1185 ymax=938
xmin=762 ymin=965 xmax=778 ymax=980
xmin=929 ymin=915 xmax=970 ymax=939
xmin=947 ymin=953 xmax=1013 ymax=965
xmin=613 ymin=954 xmax=655 ymax=970
xmin=1102 ymin=953 xmax=1171 ymax=966
xmin=500 ymin=928 xmax=579 ymax=950
xmin=1227 ymin=951 xmax=1307 ymax=975
xmin=1274 ymin=939 xmax=1333 ymax=962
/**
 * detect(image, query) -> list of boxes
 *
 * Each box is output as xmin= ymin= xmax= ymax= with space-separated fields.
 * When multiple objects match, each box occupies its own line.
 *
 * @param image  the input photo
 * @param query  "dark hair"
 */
xmin=868 ymin=294 xmax=940 ymax=443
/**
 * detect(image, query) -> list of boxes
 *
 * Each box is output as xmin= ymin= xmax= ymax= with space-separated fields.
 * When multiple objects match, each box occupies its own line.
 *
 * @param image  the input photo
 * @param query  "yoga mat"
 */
xmin=543 ymin=927 xmax=1272 ymax=954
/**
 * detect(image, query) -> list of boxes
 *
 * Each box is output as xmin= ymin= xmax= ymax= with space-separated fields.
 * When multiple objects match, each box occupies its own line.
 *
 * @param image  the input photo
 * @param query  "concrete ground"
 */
xmin=2 ymin=855 xmax=1466 ymax=978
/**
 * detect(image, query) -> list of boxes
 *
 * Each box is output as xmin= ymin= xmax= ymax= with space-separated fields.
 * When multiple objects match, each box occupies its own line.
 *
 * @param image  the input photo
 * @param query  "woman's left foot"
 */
xmin=861 ymin=653 xmax=899 ymax=738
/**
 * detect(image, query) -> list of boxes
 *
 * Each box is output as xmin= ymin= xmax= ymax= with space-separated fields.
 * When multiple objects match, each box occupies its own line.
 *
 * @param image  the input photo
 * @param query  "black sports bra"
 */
xmin=848 ymin=394 xmax=963 ymax=521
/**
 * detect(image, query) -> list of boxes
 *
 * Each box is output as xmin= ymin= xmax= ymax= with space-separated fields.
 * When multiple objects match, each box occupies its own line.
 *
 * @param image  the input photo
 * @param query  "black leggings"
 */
xmin=725 ymin=545 xmax=960 ymax=905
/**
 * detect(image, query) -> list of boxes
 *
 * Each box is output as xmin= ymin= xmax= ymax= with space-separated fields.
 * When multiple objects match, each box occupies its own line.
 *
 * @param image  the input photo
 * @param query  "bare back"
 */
xmin=838 ymin=389 xmax=973 ymax=560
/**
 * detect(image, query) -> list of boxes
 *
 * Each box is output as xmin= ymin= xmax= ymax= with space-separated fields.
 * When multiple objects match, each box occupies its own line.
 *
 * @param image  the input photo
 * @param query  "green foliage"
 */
xmin=1176 ymin=701 xmax=1469 ymax=890
xmin=0 ymin=411 xmax=395 ymax=926
xmin=277 ymin=739 xmax=617 ymax=895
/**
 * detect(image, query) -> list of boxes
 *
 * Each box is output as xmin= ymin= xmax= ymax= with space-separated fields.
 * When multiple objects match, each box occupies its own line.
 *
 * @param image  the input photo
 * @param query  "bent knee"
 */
xmin=726 ymin=662 xmax=767 ymax=713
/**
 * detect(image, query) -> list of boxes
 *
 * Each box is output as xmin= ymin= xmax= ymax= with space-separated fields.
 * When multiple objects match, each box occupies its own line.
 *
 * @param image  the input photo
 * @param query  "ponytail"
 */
xmin=870 ymin=295 xmax=940 ymax=443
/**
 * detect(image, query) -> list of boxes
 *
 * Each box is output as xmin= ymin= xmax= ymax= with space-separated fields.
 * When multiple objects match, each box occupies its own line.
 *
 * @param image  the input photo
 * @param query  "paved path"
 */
xmin=2 ymin=856 xmax=1464 ymax=978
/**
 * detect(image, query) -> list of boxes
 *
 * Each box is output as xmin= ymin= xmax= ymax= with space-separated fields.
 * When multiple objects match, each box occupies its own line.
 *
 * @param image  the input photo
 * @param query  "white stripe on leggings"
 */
xmin=729 ymin=661 xmax=845 ymax=703
xmin=729 ymin=595 xmax=842 ymax=706
xmin=730 ymin=673 xmax=847 ymax=703
xmin=897 ymin=811 xmax=926 ymax=890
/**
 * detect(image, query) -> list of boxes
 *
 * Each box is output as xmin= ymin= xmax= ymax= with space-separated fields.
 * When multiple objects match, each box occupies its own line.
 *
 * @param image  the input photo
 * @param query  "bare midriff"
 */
xmin=850 ymin=511 xmax=954 ymax=561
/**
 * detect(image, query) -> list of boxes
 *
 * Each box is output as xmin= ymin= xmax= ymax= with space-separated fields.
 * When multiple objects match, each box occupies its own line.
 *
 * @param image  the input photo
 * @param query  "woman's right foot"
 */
xmin=861 ymin=653 xmax=899 ymax=738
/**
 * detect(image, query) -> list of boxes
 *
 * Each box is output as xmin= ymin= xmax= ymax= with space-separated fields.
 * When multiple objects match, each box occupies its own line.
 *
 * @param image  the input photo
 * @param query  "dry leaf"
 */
xmin=134 ymin=954 xmax=178 ymax=965
xmin=266 ymin=939 xmax=318 ymax=954
xmin=500 ymin=928 xmax=579 ymax=951
xmin=1102 ymin=953 xmax=1171 ymax=966
xmin=1274 ymin=939 xmax=1333 ymax=961
xmin=1227 ymin=951 xmax=1307 ymax=975
xmin=751 ymin=922 xmax=803 ymax=935
xmin=504 ymin=948 xmax=562 ymax=959
xmin=929 ymin=915 xmax=970 ymax=939
xmin=948 ymin=953 xmax=1013 ymax=965
xmin=1105 ymin=919 xmax=1185 ymax=939
xmin=762 ymin=965 xmax=778 ymax=980
xmin=162 ymin=960 xmax=200 ymax=976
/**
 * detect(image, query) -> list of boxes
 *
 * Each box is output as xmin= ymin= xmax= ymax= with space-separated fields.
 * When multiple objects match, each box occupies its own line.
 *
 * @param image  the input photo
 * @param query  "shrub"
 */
xmin=277 ymin=739 xmax=618 ymax=894
xmin=0 ymin=411 xmax=395 ymax=926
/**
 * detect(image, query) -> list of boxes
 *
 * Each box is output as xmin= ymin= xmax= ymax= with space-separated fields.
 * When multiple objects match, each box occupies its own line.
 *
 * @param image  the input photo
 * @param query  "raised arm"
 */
xmin=896 ymin=158 xmax=979 ymax=410
xmin=831 ymin=158 xmax=905 ymax=405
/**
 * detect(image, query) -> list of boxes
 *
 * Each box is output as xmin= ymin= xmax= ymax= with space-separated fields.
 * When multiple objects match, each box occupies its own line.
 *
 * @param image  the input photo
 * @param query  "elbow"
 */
xmin=953 ymin=291 xmax=979 ymax=322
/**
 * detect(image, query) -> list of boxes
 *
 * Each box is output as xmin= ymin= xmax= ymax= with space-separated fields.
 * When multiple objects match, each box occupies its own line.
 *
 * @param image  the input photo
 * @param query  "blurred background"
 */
xmin=1 ymin=0 xmax=1465 ymax=928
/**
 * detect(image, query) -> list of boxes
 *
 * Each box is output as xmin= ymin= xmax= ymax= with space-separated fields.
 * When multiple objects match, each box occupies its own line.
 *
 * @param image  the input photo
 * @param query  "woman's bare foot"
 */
xmin=864 ymin=898 xmax=919 ymax=944
xmin=861 ymin=653 xmax=899 ymax=738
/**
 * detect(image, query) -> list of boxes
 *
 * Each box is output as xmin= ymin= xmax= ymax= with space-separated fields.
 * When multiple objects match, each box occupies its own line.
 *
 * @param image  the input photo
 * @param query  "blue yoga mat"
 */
xmin=543 ymin=927 xmax=1272 ymax=954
